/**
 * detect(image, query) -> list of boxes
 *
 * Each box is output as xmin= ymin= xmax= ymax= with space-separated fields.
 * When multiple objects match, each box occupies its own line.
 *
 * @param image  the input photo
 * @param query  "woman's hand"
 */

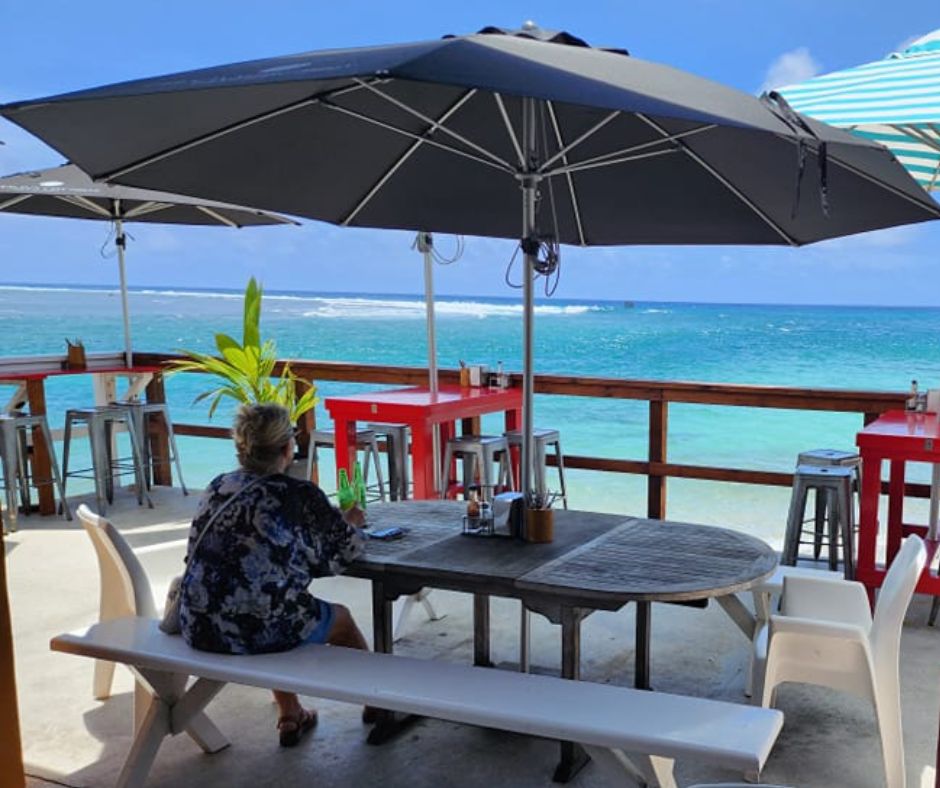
xmin=342 ymin=505 xmax=366 ymax=528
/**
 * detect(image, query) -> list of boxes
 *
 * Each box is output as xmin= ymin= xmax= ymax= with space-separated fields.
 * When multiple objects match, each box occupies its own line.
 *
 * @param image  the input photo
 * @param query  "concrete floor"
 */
xmin=6 ymin=486 xmax=939 ymax=788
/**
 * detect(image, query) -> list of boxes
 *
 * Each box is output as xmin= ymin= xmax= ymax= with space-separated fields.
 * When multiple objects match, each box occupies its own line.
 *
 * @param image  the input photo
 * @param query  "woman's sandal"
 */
xmin=277 ymin=708 xmax=318 ymax=747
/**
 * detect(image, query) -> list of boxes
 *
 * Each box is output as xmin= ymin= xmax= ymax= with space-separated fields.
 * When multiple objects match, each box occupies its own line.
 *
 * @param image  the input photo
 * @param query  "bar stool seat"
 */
xmin=0 ymin=413 xmax=71 ymax=532
xmin=440 ymin=435 xmax=511 ymax=500
xmin=62 ymin=406 xmax=153 ymax=515
xmin=504 ymin=428 xmax=568 ymax=508
xmin=110 ymin=400 xmax=188 ymax=495
xmin=307 ymin=428 xmax=386 ymax=502
xmin=782 ymin=464 xmax=855 ymax=578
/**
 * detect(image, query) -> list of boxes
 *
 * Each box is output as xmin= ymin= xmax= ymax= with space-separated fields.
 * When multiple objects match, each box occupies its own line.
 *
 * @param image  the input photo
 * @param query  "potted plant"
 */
xmin=169 ymin=277 xmax=318 ymax=472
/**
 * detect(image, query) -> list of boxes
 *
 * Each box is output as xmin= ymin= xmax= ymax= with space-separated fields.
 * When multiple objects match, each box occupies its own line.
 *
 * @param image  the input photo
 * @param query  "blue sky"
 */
xmin=1 ymin=0 xmax=939 ymax=305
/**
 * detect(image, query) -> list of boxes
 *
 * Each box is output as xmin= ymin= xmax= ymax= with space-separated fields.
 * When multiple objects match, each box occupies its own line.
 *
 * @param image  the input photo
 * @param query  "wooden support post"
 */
xmin=296 ymin=380 xmax=318 ymax=484
xmin=647 ymin=399 xmax=668 ymax=520
xmin=0 ymin=533 xmax=25 ymax=787
xmin=26 ymin=379 xmax=55 ymax=515
xmin=144 ymin=375 xmax=172 ymax=487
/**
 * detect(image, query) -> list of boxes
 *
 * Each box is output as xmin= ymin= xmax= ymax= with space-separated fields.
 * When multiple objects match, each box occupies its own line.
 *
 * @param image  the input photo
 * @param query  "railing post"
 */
xmin=648 ymin=398 xmax=668 ymax=519
xmin=144 ymin=374 xmax=172 ymax=487
xmin=297 ymin=380 xmax=318 ymax=484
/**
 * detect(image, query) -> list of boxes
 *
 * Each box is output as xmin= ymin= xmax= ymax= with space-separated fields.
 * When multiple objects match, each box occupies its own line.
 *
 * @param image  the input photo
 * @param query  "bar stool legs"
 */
xmin=0 ymin=414 xmax=72 ymax=531
xmin=504 ymin=428 xmax=568 ymax=508
xmin=440 ymin=436 xmax=511 ymax=500
xmin=111 ymin=402 xmax=188 ymax=495
xmin=62 ymin=407 xmax=154 ymax=515
xmin=782 ymin=465 xmax=855 ymax=578
xmin=308 ymin=429 xmax=386 ymax=502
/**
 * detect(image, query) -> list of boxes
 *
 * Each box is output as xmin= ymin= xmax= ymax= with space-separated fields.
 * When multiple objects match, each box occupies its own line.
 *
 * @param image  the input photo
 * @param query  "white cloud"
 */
xmin=761 ymin=47 xmax=821 ymax=93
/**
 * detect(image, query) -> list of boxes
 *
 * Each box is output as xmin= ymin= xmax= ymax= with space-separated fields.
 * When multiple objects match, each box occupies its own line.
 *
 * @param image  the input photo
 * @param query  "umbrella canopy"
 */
xmin=777 ymin=29 xmax=940 ymax=193
xmin=0 ymin=164 xmax=296 ymax=364
xmin=5 ymin=24 xmax=938 ymax=499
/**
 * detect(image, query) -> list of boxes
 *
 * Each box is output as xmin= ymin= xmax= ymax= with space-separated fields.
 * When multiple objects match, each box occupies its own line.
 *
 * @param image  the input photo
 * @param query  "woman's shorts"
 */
xmin=301 ymin=600 xmax=335 ymax=645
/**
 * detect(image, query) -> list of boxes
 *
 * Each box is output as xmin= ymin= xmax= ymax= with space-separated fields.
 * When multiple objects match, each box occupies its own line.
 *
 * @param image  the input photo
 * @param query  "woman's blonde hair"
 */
xmin=232 ymin=403 xmax=293 ymax=475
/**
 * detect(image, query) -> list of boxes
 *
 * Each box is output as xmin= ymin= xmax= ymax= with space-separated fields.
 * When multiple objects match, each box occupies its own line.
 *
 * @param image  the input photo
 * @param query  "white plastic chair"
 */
xmin=77 ymin=503 xmax=157 ymax=702
xmin=745 ymin=565 xmax=842 ymax=698
xmin=760 ymin=534 xmax=927 ymax=788
xmin=78 ymin=504 xmax=227 ymax=755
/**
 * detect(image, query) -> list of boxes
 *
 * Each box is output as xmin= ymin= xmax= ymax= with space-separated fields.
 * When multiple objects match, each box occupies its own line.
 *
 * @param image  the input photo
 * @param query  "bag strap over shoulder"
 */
xmin=185 ymin=474 xmax=270 ymax=566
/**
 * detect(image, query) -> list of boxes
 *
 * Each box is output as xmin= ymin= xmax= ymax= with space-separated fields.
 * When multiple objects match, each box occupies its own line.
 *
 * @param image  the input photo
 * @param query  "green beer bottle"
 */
xmin=353 ymin=461 xmax=367 ymax=510
xmin=337 ymin=468 xmax=356 ymax=512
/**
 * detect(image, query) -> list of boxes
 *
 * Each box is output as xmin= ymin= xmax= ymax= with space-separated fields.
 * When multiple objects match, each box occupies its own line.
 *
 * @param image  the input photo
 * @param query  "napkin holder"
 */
xmin=493 ymin=492 xmax=525 ymax=539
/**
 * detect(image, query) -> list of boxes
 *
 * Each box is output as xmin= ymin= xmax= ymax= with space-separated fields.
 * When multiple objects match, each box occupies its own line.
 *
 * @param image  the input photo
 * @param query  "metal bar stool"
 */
xmin=0 ymin=413 xmax=71 ymax=532
xmin=367 ymin=422 xmax=410 ymax=501
xmin=782 ymin=464 xmax=855 ymax=578
xmin=307 ymin=428 xmax=386 ymax=502
xmin=62 ymin=406 xmax=154 ymax=515
xmin=796 ymin=448 xmax=861 ymax=560
xmin=440 ymin=435 xmax=511 ymax=501
xmin=504 ymin=428 xmax=568 ymax=508
xmin=110 ymin=401 xmax=188 ymax=495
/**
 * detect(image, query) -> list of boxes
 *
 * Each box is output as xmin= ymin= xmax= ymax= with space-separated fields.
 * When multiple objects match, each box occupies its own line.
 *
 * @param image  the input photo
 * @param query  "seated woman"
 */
xmin=180 ymin=402 xmax=371 ymax=746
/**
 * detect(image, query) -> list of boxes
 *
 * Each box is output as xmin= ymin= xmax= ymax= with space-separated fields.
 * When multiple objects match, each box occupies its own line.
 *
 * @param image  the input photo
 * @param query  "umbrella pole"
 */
xmin=114 ymin=205 xmax=133 ymax=368
xmin=416 ymin=231 xmax=441 ymax=493
xmin=520 ymin=97 xmax=539 ymax=506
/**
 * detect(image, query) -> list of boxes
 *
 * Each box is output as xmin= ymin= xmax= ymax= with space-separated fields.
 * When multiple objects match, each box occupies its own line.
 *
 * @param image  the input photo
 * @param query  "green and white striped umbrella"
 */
xmin=778 ymin=29 xmax=940 ymax=193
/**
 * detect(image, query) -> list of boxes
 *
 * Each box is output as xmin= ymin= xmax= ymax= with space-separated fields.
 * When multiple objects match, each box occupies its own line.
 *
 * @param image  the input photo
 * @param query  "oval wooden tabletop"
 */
xmin=515 ymin=517 xmax=778 ymax=603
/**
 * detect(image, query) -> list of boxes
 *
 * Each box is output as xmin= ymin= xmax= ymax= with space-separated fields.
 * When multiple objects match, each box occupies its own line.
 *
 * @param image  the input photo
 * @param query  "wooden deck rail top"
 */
xmin=129 ymin=352 xmax=917 ymax=516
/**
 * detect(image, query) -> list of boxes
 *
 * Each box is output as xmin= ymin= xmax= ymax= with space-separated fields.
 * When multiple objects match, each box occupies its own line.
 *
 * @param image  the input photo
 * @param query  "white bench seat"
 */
xmin=52 ymin=616 xmax=783 ymax=788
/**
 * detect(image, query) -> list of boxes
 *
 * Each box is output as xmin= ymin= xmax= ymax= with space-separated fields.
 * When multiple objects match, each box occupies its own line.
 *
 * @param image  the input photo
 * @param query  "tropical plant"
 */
xmin=168 ymin=277 xmax=318 ymax=421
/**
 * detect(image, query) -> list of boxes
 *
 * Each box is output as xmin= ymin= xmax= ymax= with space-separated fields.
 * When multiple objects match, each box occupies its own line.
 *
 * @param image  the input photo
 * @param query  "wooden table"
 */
xmin=0 ymin=355 xmax=166 ymax=513
xmin=856 ymin=409 xmax=940 ymax=598
xmin=324 ymin=385 xmax=522 ymax=499
xmin=350 ymin=501 xmax=777 ymax=781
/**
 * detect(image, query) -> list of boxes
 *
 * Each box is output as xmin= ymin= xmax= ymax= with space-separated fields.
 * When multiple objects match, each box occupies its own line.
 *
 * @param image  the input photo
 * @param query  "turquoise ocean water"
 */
xmin=3 ymin=283 xmax=939 ymax=544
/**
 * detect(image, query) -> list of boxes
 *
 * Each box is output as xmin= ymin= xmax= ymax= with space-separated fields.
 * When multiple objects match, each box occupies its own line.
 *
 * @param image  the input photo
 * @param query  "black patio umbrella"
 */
xmin=0 ymin=164 xmax=297 ymax=365
xmin=4 ymin=23 xmax=938 ymax=498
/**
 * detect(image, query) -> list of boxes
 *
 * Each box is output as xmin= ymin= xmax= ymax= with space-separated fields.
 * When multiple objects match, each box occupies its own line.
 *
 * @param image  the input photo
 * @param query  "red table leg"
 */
xmin=887 ymin=459 xmax=906 ymax=564
xmin=505 ymin=407 xmax=522 ymax=492
xmin=410 ymin=420 xmax=436 ymax=500
xmin=333 ymin=417 xmax=358 ymax=488
xmin=857 ymin=451 xmax=883 ymax=598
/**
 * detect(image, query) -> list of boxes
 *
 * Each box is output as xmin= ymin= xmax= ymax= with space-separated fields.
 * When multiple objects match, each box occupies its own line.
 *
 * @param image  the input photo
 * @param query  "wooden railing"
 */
xmin=134 ymin=352 xmax=918 ymax=518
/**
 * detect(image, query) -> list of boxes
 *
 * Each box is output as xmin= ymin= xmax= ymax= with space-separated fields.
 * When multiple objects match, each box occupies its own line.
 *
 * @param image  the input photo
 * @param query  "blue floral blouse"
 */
xmin=179 ymin=470 xmax=364 ymax=654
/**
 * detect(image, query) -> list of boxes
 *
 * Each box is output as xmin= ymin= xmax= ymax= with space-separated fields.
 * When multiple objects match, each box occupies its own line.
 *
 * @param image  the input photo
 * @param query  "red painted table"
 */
xmin=0 ymin=359 xmax=166 ymax=513
xmin=324 ymin=385 xmax=523 ymax=499
xmin=856 ymin=409 xmax=940 ymax=598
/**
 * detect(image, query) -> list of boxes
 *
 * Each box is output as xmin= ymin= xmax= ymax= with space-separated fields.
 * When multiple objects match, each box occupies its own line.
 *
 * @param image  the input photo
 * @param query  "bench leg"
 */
xmin=118 ymin=667 xmax=229 ymax=786
xmin=582 ymin=746 xmax=677 ymax=788
xmin=116 ymin=695 xmax=170 ymax=788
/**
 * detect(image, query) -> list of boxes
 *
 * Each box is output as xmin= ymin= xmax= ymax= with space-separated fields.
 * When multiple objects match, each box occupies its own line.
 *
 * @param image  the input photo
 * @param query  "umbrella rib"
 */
xmin=637 ymin=114 xmax=800 ymax=245
xmin=493 ymin=93 xmax=525 ymax=167
xmin=352 ymin=78 xmax=516 ymax=172
xmin=542 ymin=125 xmax=715 ymax=178
xmin=340 ymin=89 xmax=478 ymax=226
xmin=538 ymin=111 xmax=620 ymax=173
xmin=58 ymin=194 xmax=112 ymax=218
xmin=196 ymin=206 xmax=240 ymax=227
xmin=103 ymin=79 xmax=386 ymax=182
xmin=124 ymin=201 xmax=175 ymax=219
xmin=0 ymin=194 xmax=32 ymax=211
xmin=545 ymin=101 xmax=586 ymax=246
xmin=549 ymin=147 xmax=678 ymax=177
xmin=323 ymin=100 xmax=510 ymax=174
xmin=893 ymin=123 xmax=940 ymax=152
